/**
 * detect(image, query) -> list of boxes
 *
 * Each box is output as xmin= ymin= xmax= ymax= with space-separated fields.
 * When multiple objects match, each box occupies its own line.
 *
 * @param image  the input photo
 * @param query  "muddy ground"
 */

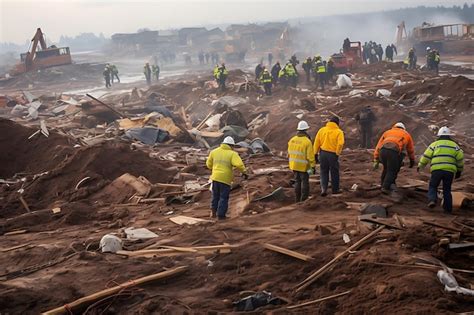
xmin=0 ymin=60 xmax=473 ymax=314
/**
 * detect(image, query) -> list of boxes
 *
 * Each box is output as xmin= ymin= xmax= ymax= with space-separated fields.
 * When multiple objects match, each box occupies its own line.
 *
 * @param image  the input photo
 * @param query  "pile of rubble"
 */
xmin=0 ymin=61 xmax=473 ymax=313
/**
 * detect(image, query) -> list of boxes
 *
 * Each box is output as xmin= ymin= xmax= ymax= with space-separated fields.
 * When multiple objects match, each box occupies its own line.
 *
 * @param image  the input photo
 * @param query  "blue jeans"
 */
xmin=211 ymin=181 xmax=231 ymax=218
xmin=428 ymin=170 xmax=454 ymax=213
xmin=320 ymin=150 xmax=339 ymax=193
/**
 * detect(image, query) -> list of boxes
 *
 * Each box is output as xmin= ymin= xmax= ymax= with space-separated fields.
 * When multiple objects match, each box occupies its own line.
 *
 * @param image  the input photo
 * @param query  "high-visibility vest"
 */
xmin=285 ymin=64 xmax=296 ymax=77
xmin=288 ymin=135 xmax=315 ymax=172
xmin=419 ymin=139 xmax=464 ymax=174
xmin=260 ymin=70 xmax=272 ymax=83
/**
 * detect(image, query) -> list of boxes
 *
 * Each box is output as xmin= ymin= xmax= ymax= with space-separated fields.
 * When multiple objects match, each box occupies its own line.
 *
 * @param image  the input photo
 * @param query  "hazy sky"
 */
xmin=0 ymin=0 xmax=472 ymax=44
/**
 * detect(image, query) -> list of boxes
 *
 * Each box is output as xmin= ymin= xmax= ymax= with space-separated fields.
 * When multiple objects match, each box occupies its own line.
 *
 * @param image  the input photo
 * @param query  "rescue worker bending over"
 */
xmin=206 ymin=136 xmax=247 ymax=220
xmin=355 ymin=106 xmax=376 ymax=148
xmin=418 ymin=127 xmax=463 ymax=213
xmin=288 ymin=121 xmax=315 ymax=202
xmin=373 ymin=122 xmax=415 ymax=194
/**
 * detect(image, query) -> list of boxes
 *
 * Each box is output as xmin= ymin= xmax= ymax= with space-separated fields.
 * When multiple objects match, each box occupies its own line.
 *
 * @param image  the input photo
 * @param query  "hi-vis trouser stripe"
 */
xmin=289 ymin=158 xmax=308 ymax=164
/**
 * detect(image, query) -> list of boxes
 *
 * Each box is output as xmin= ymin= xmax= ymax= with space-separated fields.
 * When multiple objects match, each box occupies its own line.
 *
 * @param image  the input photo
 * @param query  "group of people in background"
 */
xmin=362 ymin=41 xmax=397 ymax=64
xmin=143 ymin=62 xmax=160 ymax=85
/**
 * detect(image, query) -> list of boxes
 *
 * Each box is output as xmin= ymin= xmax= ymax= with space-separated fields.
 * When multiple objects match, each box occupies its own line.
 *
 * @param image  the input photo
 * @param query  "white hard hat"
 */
xmin=394 ymin=122 xmax=406 ymax=130
xmin=426 ymin=47 xmax=431 ymax=51
xmin=222 ymin=136 xmax=235 ymax=145
xmin=100 ymin=234 xmax=122 ymax=253
xmin=297 ymin=120 xmax=310 ymax=131
xmin=437 ymin=126 xmax=454 ymax=136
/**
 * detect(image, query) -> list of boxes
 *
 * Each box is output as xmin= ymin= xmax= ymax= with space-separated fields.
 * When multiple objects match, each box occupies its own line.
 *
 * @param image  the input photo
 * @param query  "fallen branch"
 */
xmin=295 ymin=225 xmax=385 ymax=292
xmin=19 ymin=196 xmax=31 ymax=213
xmin=117 ymin=244 xmax=232 ymax=257
xmin=287 ymin=290 xmax=351 ymax=309
xmin=262 ymin=243 xmax=313 ymax=262
xmin=41 ymin=266 xmax=188 ymax=315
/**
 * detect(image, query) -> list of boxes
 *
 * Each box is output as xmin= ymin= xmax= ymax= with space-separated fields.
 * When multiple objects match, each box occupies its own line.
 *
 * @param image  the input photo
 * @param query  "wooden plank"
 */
xmin=153 ymin=183 xmax=183 ymax=188
xmin=196 ymin=110 xmax=215 ymax=130
xmin=422 ymin=220 xmax=462 ymax=232
xmin=4 ymin=230 xmax=28 ymax=236
xmin=169 ymin=215 xmax=213 ymax=225
xmin=41 ymin=266 xmax=188 ymax=315
xmin=0 ymin=243 xmax=30 ymax=252
xmin=86 ymin=93 xmax=127 ymax=119
xmin=117 ymin=244 xmax=232 ymax=257
xmin=19 ymin=196 xmax=31 ymax=213
xmin=359 ymin=216 xmax=404 ymax=230
xmin=287 ymin=290 xmax=351 ymax=309
xmin=295 ymin=225 xmax=385 ymax=292
xmin=262 ymin=243 xmax=313 ymax=262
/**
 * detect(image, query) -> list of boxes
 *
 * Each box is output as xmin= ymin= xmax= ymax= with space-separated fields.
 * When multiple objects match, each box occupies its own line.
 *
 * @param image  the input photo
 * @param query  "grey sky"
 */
xmin=0 ymin=0 xmax=471 ymax=44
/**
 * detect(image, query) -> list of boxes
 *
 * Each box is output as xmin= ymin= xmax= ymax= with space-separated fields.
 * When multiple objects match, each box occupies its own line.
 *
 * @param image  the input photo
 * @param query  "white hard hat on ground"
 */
xmin=297 ymin=120 xmax=310 ymax=131
xmin=222 ymin=136 xmax=235 ymax=145
xmin=394 ymin=122 xmax=406 ymax=130
xmin=100 ymin=234 xmax=122 ymax=253
xmin=437 ymin=126 xmax=454 ymax=136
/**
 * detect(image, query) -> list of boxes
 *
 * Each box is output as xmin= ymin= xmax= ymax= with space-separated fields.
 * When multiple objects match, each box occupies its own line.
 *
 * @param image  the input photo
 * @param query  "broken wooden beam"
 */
xmin=359 ymin=215 xmax=404 ymax=230
xmin=117 ymin=244 xmax=233 ymax=257
xmin=262 ymin=243 xmax=313 ymax=262
xmin=41 ymin=266 xmax=188 ymax=315
xmin=19 ymin=196 xmax=31 ymax=213
xmin=295 ymin=225 xmax=385 ymax=292
xmin=86 ymin=93 xmax=128 ymax=119
xmin=287 ymin=290 xmax=351 ymax=309
xmin=422 ymin=220 xmax=462 ymax=232
xmin=0 ymin=243 xmax=31 ymax=253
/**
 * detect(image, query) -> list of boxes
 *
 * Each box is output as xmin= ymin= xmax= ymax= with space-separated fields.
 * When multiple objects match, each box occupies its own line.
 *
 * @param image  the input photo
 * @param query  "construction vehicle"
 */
xmin=330 ymin=41 xmax=363 ymax=73
xmin=10 ymin=28 xmax=72 ymax=76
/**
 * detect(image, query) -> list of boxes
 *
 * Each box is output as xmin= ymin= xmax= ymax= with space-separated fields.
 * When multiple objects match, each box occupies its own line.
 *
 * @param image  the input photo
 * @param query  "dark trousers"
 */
xmin=263 ymin=83 xmax=272 ymax=95
xmin=320 ymin=150 xmax=339 ymax=193
xmin=360 ymin=124 xmax=372 ymax=148
xmin=317 ymin=73 xmax=325 ymax=90
xmin=294 ymin=171 xmax=309 ymax=202
xmin=211 ymin=181 xmax=231 ymax=218
xmin=380 ymin=147 xmax=402 ymax=190
xmin=218 ymin=79 xmax=226 ymax=91
xmin=105 ymin=77 xmax=111 ymax=88
xmin=428 ymin=170 xmax=454 ymax=213
xmin=305 ymin=71 xmax=311 ymax=83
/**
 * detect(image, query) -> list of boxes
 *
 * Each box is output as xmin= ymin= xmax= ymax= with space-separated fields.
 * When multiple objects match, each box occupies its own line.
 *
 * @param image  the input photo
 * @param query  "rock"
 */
xmin=360 ymin=203 xmax=388 ymax=218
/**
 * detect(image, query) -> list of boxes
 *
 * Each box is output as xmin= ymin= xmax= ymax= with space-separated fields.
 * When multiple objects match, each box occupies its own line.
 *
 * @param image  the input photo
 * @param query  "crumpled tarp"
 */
xmin=233 ymin=291 xmax=286 ymax=311
xmin=220 ymin=125 xmax=249 ymax=142
xmin=124 ymin=127 xmax=169 ymax=145
xmin=236 ymin=138 xmax=270 ymax=154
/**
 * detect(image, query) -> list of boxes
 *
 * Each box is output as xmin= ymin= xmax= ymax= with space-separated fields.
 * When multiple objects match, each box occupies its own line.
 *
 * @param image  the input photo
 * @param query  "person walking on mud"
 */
xmin=313 ymin=116 xmax=345 ymax=196
xmin=206 ymin=136 xmax=248 ymax=220
xmin=110 ymin=64 xmax=120 ymax=83
xmin=373 ymin=122 xmax=415 ymax=194
xmin=418 ymin=127 xmax=464 ymax=213
xmin=143 ymin=62 xmax=152 ymax=85
xmin=214 ymin=63 xmax=228 ymax=92
xmin=355 ymin=106 xmax=376 ymax=148
xmin=103 ymin=66 xmax=111 ymax=88
xmin=288 ymin=121 xmax=315 ymax=203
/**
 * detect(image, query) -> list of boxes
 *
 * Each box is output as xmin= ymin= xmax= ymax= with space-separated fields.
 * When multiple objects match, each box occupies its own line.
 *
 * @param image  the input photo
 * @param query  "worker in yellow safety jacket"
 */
xmin=417 ymin=127 xmax=464 ymax=213
xmin=313 ymin=116 xmax=345 ymax=196
xmin=313 ymin=58 xmax=326 ymax=90
xmin=214 ymin=63 xmax=228 ymax=92
xmin=279 ymin=62 xmax=297 ymax=88
xmin=206 ymin=136 xmax=247 ymax=219
xmin=288 ymin=121 xmax=315 ymax=202
xmin=259 ymin=67 xmax=273 ymax=95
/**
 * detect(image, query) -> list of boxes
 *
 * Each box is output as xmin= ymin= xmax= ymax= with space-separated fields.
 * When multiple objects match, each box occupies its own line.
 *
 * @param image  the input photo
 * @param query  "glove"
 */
xmin=242 ymin=173 xmax=249 ymax=180
xmin=315 ymin=154 xmax=319 ymax=164
xmin=455 ymin=172 xmax=461 ymax=179
xmin=409 ymin=159 xmax=415 ymax=168
xmin=373 ymin=160 xmax=379 ymax=170
xmin=307 ymin=167 xmax=315 ymax=175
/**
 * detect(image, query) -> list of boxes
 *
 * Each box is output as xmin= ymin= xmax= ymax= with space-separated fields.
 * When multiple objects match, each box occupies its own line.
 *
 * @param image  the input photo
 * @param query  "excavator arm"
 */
xmin=25 ymin=28 xmax=47 ymax=71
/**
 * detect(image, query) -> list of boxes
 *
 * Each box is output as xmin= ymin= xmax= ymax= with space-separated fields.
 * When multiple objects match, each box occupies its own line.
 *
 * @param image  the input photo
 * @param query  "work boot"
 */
xmin=210 ymin=209 xmax=217 ymax=218
xmin=217 ymin=216 xmax=227 ymax=221
xmin=428 ymin=201 xmax=436 ymax=208
xmin=332 ymin=189 xmax=342 ymax=195
xmin=320 ymin=189 xmax=327 ymax=197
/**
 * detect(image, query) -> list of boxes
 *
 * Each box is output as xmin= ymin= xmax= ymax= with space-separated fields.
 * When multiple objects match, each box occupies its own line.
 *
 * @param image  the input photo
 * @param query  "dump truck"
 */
xmin=330 ymin=41 xmax=363 ymax=73
xmin=10 ymin=28 xmax=72 ymax=76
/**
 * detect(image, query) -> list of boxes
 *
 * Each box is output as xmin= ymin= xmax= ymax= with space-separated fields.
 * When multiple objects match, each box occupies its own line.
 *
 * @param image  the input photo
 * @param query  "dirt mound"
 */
xmin=0 ymin=141 xmax=176 ymax=215
xmin=0 ymin=118 xmax=74 ymax=178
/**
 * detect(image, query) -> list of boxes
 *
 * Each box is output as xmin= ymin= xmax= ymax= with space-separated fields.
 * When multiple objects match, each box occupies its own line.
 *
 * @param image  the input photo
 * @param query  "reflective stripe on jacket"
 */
xmin=313 ymin=122 xmax=345 ymax=155
xmin=206 ymin=144 xmax=246 ymax=185
xmin=259 ymin=70 xmax=272 ymax=83
xmin=374 ymin=127 xmax=415 ymax=161
xmin=418 ymin=139 xmax=464 ymax=173
xmin=288 ymin=134 xmax=315 ymax=172
xmin=315 ymin=62 xmax=326 ymax=73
